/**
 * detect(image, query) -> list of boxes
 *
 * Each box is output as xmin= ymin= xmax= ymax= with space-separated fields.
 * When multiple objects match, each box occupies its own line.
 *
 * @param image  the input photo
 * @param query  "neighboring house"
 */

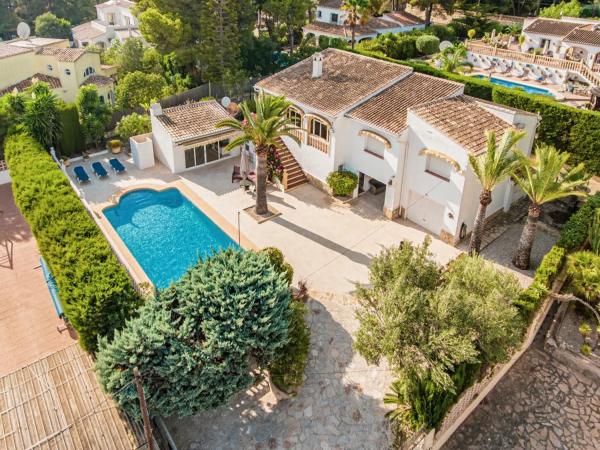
xmin=466 ymin=17 xmax=600 ymax=87
xmin=148 ymin=100 xmax=241 ymax=173
xmin=304 ymin=0 xmax=425 ymax=43
xmin=0 ymin=37 xmax=115 ymax=103
xmin=254 ymin=49 xmax=538 ymax=244
xmin=72 ymin=0 xmax=142 ymax=48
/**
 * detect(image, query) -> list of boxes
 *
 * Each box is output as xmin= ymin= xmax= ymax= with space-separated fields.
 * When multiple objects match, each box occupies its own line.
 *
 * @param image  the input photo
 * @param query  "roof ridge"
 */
xmin=162 ymin=99 xmax=221 ymax=113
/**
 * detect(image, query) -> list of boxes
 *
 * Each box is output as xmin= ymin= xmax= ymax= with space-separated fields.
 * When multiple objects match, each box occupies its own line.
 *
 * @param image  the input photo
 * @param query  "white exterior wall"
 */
xmin=404 ymin=113 xmax=467 ymax=238
xmin=96 ymin=5 xmax=138 ymax=27
xmin=150 ymin=115 xmax=176 ymax=172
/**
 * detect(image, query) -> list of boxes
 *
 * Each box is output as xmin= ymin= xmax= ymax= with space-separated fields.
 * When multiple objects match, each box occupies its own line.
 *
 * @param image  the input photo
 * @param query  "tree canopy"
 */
xmin=115 ymin=71 xmax=170 ymax=109
xmin=76 ymin=84 xmax=110 ymax=146
xmin=95 ymin=249 xmax=292 ymax=419
xmin=34 ymin=12 xmax=71 ymax=38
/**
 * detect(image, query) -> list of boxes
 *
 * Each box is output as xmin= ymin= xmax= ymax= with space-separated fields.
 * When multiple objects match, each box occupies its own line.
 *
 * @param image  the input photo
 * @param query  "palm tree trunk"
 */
xmin=351 ymin=25 xmax=356 ymax=50
xmin=255 ymin=148 xmax=269 ymax=216
xmin=469 ymin=190 xmax=492 ymax=255
xmin=425 ymin=4 xmax=433 ymax=26
xmin=513 ymin=203 xmax=541 ymax=270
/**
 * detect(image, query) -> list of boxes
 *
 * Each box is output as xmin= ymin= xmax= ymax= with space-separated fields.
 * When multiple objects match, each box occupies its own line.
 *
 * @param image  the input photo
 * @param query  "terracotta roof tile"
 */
xmin=81 ymin=74 xmax=114 ymax=87
xmin=564 ymin=24 xmax=600 ymax=47
xmin=0 ymin=73 xmax=62 ymax=96
xmin=156 ymin=100 xmax=234 ymax=142
xmin=0 ymin=44 xmax=31 ymax=59
xmin=72 ymin=21 xmax=106 ymax=41
xmin=37 ymin=47 xmax=87 ymax=62
xmin=347 ymin=73 xmax=463 ymax=135
xmin=318 ymin=0 xmax=343 ymax=7
xmin=256 ymin=48 xmax=411 ymax=116
xmin=523 ymin=18 xmax=581 ymax=37
xmin=304 ymin=21 xmax=376 ymax=38
xmin=383 ymin=11 xmax=424 ymax=26
xmin=409 ymin=95 xmax=515 ymax=155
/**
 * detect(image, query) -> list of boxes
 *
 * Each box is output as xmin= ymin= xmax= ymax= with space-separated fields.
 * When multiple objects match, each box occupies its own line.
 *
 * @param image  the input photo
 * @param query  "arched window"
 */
xmin=83 ymin=66 xmax=95 ymax=77
xmin=309 ymin=117 xmax=328 ymax=141
xmin=65 ymin=69 xmax=71 ymax=76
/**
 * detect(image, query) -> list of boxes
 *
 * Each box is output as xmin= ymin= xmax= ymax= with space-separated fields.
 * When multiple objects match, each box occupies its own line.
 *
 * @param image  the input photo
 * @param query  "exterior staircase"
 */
xmin=275 ymin=137 xmax=308 ymax=191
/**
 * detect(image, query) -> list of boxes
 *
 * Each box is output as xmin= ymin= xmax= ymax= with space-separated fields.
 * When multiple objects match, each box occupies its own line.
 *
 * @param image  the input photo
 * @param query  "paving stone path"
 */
xmin=166 ymin=292 xmax=394 ymax=450
xmin=444 ymin=347 xmax=600 ymax=450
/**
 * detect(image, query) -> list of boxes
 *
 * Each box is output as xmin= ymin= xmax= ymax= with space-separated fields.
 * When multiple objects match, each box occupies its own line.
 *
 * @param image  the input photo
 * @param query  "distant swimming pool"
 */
xmin=104 ymin=188 xmax=238 ymax=289
xmin=473 ymin=75 xmax=553 ymax=97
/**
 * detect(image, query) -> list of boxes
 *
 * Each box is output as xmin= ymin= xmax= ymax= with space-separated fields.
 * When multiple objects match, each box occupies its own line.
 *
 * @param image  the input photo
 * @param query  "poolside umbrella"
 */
xmin=240 ymin=148 xmax=250 ymax=179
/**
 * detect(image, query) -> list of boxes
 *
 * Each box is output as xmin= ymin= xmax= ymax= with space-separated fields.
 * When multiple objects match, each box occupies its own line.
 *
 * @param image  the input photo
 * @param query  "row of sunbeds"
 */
xmin=73 ymin=158 xmax=126 ymax=184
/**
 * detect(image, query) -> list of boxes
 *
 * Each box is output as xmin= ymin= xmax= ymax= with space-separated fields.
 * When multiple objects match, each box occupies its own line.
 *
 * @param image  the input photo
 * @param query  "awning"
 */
xmin=358 ymin=130 xmax=392 ymax=149
xmin=419 ymin=148 xmax=463 ymax=174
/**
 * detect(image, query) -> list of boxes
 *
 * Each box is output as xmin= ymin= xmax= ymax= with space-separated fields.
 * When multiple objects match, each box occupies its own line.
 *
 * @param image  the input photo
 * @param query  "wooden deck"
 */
xmin=0 ymin=344 xmax=145 ymax=450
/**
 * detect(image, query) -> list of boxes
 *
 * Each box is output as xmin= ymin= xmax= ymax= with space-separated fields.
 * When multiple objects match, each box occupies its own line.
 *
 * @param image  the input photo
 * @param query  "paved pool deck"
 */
xmin=0 ymin=183 xmax=76 ymax=376
xmin=67 ymin=153 xmax=540 ymax=293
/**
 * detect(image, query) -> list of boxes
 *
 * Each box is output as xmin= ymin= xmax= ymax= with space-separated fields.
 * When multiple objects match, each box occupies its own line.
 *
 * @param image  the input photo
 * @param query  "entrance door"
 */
xmin=406 ymin=191 xmax=444 ymax=235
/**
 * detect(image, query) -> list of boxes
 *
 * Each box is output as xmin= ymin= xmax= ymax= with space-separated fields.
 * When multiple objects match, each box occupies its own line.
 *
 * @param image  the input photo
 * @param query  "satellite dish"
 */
xmin=221 ymin=96 xmax=231 ymax=108
xmin=17 ymin=22 xmax=31 ymax=40
xmin=439 ymin=40 xmax=452 ymax=51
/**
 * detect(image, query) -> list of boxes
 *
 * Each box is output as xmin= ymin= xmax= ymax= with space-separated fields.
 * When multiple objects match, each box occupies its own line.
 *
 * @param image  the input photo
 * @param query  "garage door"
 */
xmin=406 ymin=191 xmax=444 ymax=235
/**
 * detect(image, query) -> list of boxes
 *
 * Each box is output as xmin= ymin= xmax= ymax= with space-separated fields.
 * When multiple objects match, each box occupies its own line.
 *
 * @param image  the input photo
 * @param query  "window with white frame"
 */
xmin=287 ymin=108 xmax=302 ymax=128
xmin=184 ymin=139 xmax=231 ymax=169
xmin=317 ymin=10 xmax=322 ymax=18
xmin=310 ymin=118 xmax=328 ymax=140
xmin=364 ymin=136 xmax=385 ymax=158
xmin=425 ymin=156 xmax=452 ymax=181
xmin=65 ymin=68 xmax=71 ymax=75
xmin=84 ymin=66 xmax=95 ymax=77
xmin=331 ymin=13 xmax=338 ymax=23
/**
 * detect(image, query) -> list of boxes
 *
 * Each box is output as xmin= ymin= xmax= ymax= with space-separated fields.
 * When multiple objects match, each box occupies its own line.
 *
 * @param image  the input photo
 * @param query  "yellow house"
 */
xmin=0 ymin=37 xmax=115 ymax=104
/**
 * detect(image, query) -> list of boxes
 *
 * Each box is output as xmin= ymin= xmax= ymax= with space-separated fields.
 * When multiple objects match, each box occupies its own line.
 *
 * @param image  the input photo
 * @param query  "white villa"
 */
xmin=140 ymin=50 xmax=538 ymax=245
xmin=304 ymin=0 xmax=424 ymax=43
xmin=0 ymin=37 xmax=115 ymax=103
xmin=72 ymin=0 xmax=142 ymax=48
xmin=467 ymin=16 xmax=600 ymax=89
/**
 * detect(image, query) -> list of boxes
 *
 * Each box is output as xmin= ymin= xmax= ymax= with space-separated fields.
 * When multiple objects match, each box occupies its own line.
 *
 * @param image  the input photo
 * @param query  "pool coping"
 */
xmin=93 ymin=181 xmax=257 ymax=289
xmin=471 ymin=73 xmax=555 ymax=96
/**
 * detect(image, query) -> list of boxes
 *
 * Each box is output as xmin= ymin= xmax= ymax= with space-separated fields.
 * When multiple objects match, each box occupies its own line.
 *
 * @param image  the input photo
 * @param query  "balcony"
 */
xmin=307 ymin=134 xmax=329 ymax=154
xmin=289 ymin=127 xmax=305 ymax=143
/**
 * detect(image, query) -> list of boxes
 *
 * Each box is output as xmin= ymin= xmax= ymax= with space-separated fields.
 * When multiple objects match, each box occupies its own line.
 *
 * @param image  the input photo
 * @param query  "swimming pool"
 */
xmin=473 ymin=75 xmax=553 ymax=97
xmin=104 ymin=188 xmax=238 ymax=289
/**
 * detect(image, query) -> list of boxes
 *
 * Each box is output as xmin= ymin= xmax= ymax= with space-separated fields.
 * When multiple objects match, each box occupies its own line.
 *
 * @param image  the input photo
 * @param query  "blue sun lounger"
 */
xmin=92 ymin=161 xmax=109 ymax=178
xmin=109 ymin=158 xmax=126 ymax=174
xmin=73 ymin=165 xmax=90 ymax=184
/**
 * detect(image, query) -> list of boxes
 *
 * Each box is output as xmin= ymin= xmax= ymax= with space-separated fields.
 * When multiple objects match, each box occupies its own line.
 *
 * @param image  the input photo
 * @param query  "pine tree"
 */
xmin=96 ymin=249 xmax=292 ymax=419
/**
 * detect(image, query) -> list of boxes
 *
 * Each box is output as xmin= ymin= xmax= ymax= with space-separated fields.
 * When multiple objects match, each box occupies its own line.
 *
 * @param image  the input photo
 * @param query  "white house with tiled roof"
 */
xmin=148 ymin=100 xmax=241 ymax=173
xmin=0 ymin=37 xmax=115 ymax=103
xmin=72 ymin=0 xmax=142 ymax=49
xmin=304 ymin=0 xmax=424 ymax=43
xmin=255 ymin=49 xmax=539 ymax=243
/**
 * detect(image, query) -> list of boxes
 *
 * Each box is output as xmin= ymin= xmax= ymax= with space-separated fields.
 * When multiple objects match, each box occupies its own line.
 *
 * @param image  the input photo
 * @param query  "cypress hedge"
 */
xmin=57 ymin=103 xmax=85 ymax=157
xmin=353 ymin=48 xmax=600 ymax=174
xmin=5 ymin=133 xmax=140 ymax=352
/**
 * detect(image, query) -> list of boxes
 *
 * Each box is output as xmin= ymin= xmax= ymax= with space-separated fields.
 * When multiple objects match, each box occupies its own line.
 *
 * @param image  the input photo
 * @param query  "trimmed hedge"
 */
xmin=57 ymin=103 xmax=85 ymax=158
xmin=352 ymin=48 xmax=600 ymax=174
xmin=515 ymin=192 xmax=600 ymax=318
xmin=5 ymin=133 xmax=140 ymax=352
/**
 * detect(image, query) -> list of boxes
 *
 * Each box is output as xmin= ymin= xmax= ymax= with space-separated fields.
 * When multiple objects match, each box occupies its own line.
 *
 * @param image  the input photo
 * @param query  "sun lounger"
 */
xmin=91 ymin=161 xmax=108 ymax=178
xmin=109 ymin=158 xmax=126 ymax=174
xmin=73 ymin=166 xmax=90 ymax=184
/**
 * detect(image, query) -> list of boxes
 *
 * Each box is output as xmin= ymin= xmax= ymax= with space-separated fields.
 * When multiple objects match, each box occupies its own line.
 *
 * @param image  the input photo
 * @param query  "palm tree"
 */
xmin=342 ymin=0 xmax=371 ymax=50
xmin=435 ymin=43 xmax=473 ymax=74
xmin=468 ymin=129 xmax=524 ymax=254
xmin=512 ymin=145 xmax=589 ymax=269
xmin=368 ymin=0 xmax=391 ymax=16
xmin=217 ymin=93 xmax=299 ymax=216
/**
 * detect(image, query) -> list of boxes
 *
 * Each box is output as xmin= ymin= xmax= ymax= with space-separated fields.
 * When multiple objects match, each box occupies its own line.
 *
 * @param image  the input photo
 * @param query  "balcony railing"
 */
xmin=466 ymin=41 xmax=600 ymax=87
xmin=307 ymin=134 xmax=329 ymax=153
xmin=289 ymin=127 xmax=305 ymax=143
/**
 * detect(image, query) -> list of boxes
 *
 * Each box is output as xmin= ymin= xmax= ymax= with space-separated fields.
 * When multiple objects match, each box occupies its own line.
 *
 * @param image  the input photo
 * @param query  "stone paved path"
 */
xmin=165 ymin=292 xmax=394 ymax=450
xmin=443 ymin=347 xmax=600 ymax=450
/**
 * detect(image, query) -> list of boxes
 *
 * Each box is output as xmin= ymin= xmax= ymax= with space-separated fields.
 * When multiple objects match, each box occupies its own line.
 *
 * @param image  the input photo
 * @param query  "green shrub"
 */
xmin=534 ymin=246 xmax=566 ymax=286
xmin=424 ymin=24 xmax=456 ymax=42
xmin=566 ymin=251 xmax=600 ymax=303
xmin=540 ymin=0 xmax=583 ymax=18
xmin=96 ymin=249 xmax=291 ymax=419
xmin=416 ymin=35 xmax=440 ymax=55
xmin=580 ymin=343 xmax=592 ymax=356
xmin=269 ymin=300 xmax=310 ymax=393
xmin=115 ymin=112 xmax=151 ymax=142
xmin=557 ymin=193 xmax=600 ymax=251
xmin=5 ymin=133 xmax=140 ymax=351
xmin=376 ymin=33 xmax=418 ymax=60
xmin=57 ymin=102 xmax=85 ymax=157
xmin=260 ymin=247 xmax=294 ymax=286
xmin=326 ymin=170 xmax=358 ymax=196
xmin=590 ymin=209 xmax=600 ymax=254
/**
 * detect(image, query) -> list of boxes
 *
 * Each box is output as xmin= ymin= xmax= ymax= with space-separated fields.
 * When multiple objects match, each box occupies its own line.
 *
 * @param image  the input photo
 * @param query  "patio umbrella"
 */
xmin=240 ymin=148 xmax=250 ymax=178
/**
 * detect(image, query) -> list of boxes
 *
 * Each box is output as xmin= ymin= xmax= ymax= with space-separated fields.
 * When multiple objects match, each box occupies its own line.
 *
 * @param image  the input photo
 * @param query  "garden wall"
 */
xmin=5 ymin=133 xmax=141 ymax=352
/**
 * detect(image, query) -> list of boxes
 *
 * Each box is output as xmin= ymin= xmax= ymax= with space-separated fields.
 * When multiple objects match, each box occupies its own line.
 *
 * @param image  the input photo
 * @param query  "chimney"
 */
xmin=312 ymin=53 xmax=324 ymax=78
xmin=149 ymin=103 xmax=162 ymax=117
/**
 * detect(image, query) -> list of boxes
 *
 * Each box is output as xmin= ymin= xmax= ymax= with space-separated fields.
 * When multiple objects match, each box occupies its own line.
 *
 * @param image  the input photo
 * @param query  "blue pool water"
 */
xmin=473 ymin=75 xmax=553 ymax=96
xmin=104 ymin=188 xmax=238 ymax=289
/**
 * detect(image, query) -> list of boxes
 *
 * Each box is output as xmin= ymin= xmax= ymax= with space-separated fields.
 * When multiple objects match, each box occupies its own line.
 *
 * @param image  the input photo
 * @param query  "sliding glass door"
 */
xmin=184 ymin=139 xmax=230 ymax=169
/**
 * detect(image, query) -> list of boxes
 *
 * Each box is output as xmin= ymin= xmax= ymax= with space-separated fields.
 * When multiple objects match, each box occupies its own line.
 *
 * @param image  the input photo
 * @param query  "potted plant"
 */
xmin=326 ymin=170 xmax=358 ymax=198
xmin=109 ymin=139 xmax=122 ymax=154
